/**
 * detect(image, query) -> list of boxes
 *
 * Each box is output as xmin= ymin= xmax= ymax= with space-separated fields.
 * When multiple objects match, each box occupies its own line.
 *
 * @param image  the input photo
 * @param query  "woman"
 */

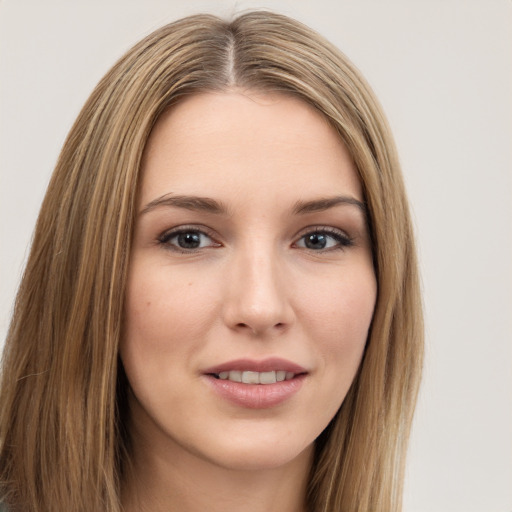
xmin=0 ymin=11 xmax=423 ymax=512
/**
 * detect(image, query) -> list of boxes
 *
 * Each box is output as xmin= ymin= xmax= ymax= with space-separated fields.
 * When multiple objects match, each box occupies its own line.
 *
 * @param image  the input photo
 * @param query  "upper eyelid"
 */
xmin=158 ymin=225 xmax=217 ymax=240
xmin=293 ymin=225 xmax=351 ymax=239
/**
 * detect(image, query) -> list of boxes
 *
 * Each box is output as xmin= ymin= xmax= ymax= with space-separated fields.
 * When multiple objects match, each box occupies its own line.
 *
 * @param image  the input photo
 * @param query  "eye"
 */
xmin=158 ymin=227 xmax=219 ymax=252
xmin=295 ymin=229 xmax=353 ymax=251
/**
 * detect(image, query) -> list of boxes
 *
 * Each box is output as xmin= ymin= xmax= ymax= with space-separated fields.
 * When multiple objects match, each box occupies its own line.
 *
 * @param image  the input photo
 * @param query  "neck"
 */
xmin=122 ymin=441 xmax=312 ymax=512
xmin=121 ymin=407 xmax=313 ymax=512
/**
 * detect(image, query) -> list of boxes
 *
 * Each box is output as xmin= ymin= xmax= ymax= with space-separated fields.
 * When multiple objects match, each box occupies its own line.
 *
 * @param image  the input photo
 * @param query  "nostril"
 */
xmin=235 ymin=321 xmax=286 ymax=334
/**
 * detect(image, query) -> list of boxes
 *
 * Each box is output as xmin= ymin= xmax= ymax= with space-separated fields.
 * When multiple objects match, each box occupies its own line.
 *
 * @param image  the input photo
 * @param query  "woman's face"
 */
xmin=121 ymin=91 xmax=376 ymax=472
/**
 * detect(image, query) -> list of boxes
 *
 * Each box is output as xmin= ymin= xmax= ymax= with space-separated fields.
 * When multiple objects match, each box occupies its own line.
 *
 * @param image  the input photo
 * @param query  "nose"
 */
xmin=222 ymin=246 xmax=294 ymax=337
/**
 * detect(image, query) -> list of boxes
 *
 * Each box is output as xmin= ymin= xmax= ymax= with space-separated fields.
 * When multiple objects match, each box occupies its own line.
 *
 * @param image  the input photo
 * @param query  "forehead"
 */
xmin=139 ymin=91 xmax=362 ymax=207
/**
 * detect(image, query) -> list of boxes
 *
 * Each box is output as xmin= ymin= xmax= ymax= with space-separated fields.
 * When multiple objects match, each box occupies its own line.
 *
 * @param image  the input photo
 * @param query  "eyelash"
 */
xmin=157 ymin=226 xmax=354 ymax=253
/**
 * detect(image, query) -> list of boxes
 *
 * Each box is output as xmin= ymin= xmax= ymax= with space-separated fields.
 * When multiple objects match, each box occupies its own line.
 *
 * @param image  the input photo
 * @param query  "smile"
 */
xmin=215 ymin=370 xmax=296 ymax=384
xmin=203 ymin=358 xmax=307 ymax=408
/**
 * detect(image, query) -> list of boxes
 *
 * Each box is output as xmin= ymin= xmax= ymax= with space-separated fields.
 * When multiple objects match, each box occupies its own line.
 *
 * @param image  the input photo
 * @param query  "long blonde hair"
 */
xmin=0 ymin=11 xmax=423 ymax=512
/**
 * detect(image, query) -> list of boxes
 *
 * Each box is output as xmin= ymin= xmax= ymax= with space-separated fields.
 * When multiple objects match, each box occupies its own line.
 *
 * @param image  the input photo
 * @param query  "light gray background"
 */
xmin=1 ymin=1 xmax=511 ymax=511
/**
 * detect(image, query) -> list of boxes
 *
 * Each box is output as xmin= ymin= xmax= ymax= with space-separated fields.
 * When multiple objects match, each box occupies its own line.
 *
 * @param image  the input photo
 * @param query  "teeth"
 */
xmin=242 ymin=371 xmax=260 ymax=384
xmin=229 ymin=370 xmax=242 ymax=382
xmin=216 ymin=370 xmax=296 ymax=384
xmin=259 ymin=371 xmax=277 ymax=384
xmin=276 ymin=370 xmax=286 ymax=382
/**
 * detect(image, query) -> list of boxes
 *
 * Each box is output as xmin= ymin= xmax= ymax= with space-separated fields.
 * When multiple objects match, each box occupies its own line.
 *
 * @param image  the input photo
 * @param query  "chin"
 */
xmin=204 ymin=441 xmax=314 ymax=473
xmin=190 ymin=429 xmax=315 ymax=472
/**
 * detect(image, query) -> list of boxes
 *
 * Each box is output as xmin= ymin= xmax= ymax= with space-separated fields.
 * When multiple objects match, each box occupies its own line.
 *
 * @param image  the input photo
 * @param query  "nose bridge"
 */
xmin=224 ymin=238 xmax=291 ymax=334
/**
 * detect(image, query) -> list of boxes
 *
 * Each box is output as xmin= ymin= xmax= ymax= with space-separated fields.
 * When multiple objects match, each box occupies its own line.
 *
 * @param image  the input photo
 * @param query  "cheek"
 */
xmin=300 ymin=266 xmax=376 ymax=373
xmin=294 ymin=267 xmax=376 ymax=430
xmin=304 ymin=267 xmax=376 ymax=336
xmin=120 ymin=263 xmax=217 ymax=377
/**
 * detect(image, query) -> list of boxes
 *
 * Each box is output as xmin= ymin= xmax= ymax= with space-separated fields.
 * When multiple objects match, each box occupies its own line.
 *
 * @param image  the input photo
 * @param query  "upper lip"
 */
xmin=203 ymin=358 xmax=308 ymax=375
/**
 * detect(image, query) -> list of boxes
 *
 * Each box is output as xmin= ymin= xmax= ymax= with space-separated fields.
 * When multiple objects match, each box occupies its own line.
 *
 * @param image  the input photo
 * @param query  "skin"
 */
xmin=120 ymin=91 xmax=377 ymax=512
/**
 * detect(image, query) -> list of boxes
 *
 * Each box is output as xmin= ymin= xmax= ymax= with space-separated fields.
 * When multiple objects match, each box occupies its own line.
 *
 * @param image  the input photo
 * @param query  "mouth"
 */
xmin=203 ymin=357 xmax=308 ymax=383
xmin=211 ymin=370 xmax=300 ymax=384
xmin=202 ymin=358 xmax=307 ymax=408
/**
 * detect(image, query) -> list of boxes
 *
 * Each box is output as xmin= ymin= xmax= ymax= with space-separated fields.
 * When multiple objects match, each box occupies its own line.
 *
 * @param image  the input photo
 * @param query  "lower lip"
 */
xmin=204 ymin=374 xmax=306 ymax=409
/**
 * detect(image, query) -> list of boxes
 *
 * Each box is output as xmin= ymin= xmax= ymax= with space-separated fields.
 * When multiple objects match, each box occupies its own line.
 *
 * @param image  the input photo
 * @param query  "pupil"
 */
xmin=178 ymin=232 xmax=200 ymax=248
xmin=305 ymin=233 xmax=327 ymax=249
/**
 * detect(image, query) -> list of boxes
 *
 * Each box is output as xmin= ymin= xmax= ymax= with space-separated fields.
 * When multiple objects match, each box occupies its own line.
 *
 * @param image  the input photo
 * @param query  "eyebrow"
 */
xmin=292 ymin=196 xmax=366 ymax=215
xmin=140 ymin=194 xmax=229 ymax=216
xmin=140 ymin=193 xmax=366 ymax=217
